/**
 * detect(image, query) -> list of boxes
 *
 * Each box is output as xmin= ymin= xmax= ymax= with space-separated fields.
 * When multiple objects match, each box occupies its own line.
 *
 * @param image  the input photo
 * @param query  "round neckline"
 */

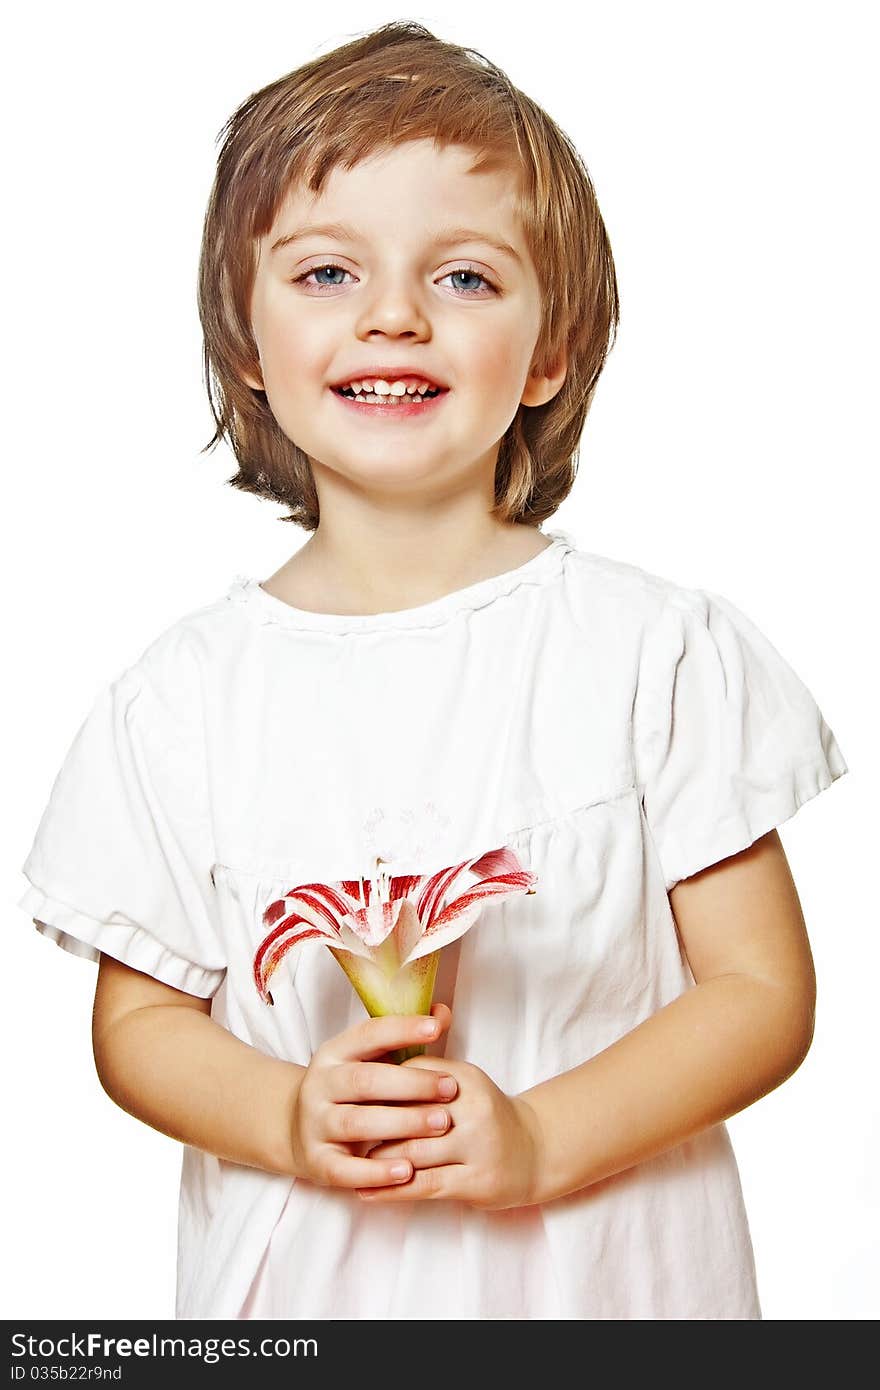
xmin=228 ymin=527 xmax=576 ymax=634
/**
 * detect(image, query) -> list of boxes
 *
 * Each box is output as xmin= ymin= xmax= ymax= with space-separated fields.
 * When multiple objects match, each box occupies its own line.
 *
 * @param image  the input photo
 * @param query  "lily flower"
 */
xmin=253 ymin=845 xmax=538 ymax=1062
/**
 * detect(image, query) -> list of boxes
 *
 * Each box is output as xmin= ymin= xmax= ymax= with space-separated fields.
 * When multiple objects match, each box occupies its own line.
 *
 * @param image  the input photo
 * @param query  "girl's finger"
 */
xmin=323 ymin=1149 xmax=416 ymax=1190
xmin=329 ymin=1005 xmax=450 ymax=1064
xmin=327 ymin=1060 xmax=458 ymax=1105
xmin=356 ymin=1160 xmax=462 ymax=1202
xmin=364 ymin=1132 xmax=457 ymax=1168
xmin=328 ymin=1103 xmax=452 ymax=1144
xmin=427 ymin=1001 xmax=453 ymax=1030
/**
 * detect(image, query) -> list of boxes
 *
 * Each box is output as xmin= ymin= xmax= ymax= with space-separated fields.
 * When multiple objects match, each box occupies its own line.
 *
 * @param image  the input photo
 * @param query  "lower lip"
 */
xmin=330 ymin=388 xmax=450 ymax=419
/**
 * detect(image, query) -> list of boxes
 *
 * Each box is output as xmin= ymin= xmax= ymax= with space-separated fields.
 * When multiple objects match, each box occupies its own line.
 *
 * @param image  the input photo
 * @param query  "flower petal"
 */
xmin=413 ymin=855 xmax=485 ymax=928
xmin=389 ymin=873 xmax=426 ymax=901
xmin=253 ymin=919 xmax=336 ymax=1004
xmin=404 ymin=899 xmax=484 ymax=963
xmin=254 ymin=880 xmax=359 ymax=1004
xmin=332 ymin=919 xmax=378 ymax=961
xmin=426 ymin=866 xmax=539 ymax=934
xmin=346 ymin=896 xmax=405 ymax=948
xmin=468 ymin=845 xmax=536 ymax=884
xmin=389 ymin=897 xmax=424 ymax=964
xmin=281 ymin=881 xmax=361 ymax=930
xmin=405 ymin=847 xmax=539 ymax=964
xmin=340 ymin=877 xmax=373 ymax=907
xmin=338 ymin=873 xmax=421 ymax=908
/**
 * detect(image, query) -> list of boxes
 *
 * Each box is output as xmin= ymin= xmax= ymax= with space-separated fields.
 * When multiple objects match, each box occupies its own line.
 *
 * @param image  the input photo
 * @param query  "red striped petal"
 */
xmin=254 ymin=880 xmax=358 ymax=1004
xmin=340 ymin=877 xmax=372 ymax=905
xmin=347 ymin=897 xmax=404 ymax=947
xmin=266 ymin=881 xmax=356 ymax=928
xmin=423 ymin=869 xmax=537 ymax=937
xmin=414 ymin=857 xmax=477 ymax=927
xmin=388 ymin=873 xmax=424 ymax=900
xmin=253 ymin=920 xmax=335 ymax=1003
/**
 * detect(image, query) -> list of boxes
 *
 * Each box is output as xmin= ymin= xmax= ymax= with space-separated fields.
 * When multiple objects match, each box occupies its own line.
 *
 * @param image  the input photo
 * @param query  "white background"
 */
xmin=3 ymin=0 xmax=875 ymax=1320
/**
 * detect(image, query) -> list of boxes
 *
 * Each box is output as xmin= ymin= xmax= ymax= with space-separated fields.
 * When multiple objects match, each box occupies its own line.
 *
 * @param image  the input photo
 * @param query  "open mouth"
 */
xmin=330 ymin=384 xmax=450 ymax=416
xmin=332 ymin=384 xmax=446 ymax=403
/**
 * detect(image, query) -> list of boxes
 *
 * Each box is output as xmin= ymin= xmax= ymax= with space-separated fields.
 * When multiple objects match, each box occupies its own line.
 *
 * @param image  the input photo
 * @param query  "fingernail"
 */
xmin=390 ymin=1162 xmax=411 ymax=1180
xmin=428 ymin=1109 xmax=448 ymax=1130
xmin=438 ymin=1077 xmax=457 ymax=1098
xmin=418 ymin=1019 xmax=439 ymax=1037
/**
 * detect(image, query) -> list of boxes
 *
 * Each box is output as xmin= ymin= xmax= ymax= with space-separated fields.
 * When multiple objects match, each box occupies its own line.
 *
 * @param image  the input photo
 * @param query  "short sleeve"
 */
xmin=17 ymin=659 xmax=226 ymax=998
xmin=633 ymin=586 xmax=850 ymax=893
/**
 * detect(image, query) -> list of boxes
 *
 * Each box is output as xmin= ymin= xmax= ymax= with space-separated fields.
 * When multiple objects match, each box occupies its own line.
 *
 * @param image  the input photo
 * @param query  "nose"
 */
xmin=353 ymin=273 xmax=432 ymax=340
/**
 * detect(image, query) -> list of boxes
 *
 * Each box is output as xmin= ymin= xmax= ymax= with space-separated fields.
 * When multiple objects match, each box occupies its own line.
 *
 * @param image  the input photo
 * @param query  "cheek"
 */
xmin=260 ymin=318 xmax=306 ymax=386
xmin=252 ymin=283 xmax=326 ymax=386
xmin=254 ymin=320 xmax=312 ymax=434
xmin=464 ymin=333 xmax=530 ymax=400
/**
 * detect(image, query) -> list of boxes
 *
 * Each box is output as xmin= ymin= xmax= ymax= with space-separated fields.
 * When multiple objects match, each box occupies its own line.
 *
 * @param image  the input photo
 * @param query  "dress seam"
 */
xmin=210 ymin=780 xmax=639 ymax=882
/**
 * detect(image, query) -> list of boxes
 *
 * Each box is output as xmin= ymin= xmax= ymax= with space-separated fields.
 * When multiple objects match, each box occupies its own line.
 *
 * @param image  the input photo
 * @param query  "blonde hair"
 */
xmin=197 ymin=19 xmax=619 ymax=531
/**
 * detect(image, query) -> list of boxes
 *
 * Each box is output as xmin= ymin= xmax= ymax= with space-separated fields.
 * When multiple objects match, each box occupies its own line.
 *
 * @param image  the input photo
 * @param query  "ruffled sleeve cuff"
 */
xmin=18 ymin=881 xmax=226 ymax=999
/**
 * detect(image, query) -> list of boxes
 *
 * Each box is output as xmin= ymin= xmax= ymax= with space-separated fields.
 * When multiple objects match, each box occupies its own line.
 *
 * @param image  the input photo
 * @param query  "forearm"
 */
xmin=94 ymin=1006 xmax=304 ymax=1176
xmin=517 ymin=974 xmax=811 ymax=1204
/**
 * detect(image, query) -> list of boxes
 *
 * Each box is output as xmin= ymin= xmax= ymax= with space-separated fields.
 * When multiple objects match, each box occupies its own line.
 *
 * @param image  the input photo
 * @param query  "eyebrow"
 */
xmin=270 ymin=220 xmax=523 ymax=265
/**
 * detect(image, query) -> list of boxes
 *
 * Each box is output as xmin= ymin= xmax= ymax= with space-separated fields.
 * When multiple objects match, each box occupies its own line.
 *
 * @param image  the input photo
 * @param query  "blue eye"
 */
xmin=295 ymin=264 xmax=350 ymax=289
xmin=440 ymin=267 xmax=495 ymax=295
xmin=292 ymin=263 xmax=497 ymax=296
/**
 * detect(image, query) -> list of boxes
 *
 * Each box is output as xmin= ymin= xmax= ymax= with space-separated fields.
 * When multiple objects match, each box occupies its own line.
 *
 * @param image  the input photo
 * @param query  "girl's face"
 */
xmin=244 ymin=139 xmax=565 ymax=506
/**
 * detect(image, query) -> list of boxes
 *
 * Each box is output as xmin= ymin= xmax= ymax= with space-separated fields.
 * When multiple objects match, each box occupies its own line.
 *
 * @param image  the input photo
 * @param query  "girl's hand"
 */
xmin=357 ymin=1055 xmax=544 ymax=1211
xmin=290 ymin=1003 xmax=459 ymax=1191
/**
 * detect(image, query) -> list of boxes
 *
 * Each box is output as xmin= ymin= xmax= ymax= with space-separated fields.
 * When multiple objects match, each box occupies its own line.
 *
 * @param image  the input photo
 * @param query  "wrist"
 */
xmin=274 ymin=1061 xmax=307 ymax=1176
xmin=512 ymin=1093 xmax=549 ymax=1207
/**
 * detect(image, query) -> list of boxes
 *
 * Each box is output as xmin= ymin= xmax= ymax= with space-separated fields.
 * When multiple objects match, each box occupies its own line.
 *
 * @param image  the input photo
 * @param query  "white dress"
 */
xmin=17 ymin=528 xmax=849 ymax=1320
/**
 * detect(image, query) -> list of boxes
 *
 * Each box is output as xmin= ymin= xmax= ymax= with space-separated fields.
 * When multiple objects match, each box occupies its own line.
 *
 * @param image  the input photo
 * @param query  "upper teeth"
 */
xmin=338 ymin=379 xmax=439 ymax=395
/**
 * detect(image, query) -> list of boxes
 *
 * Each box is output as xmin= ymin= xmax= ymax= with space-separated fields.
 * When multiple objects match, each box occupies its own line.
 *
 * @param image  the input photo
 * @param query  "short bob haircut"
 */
xmin=197 ymin=19 xmax=619 ymax=532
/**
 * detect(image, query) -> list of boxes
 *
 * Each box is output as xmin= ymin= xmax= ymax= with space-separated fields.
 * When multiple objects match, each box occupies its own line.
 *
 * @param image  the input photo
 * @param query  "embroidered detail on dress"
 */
xmin=360 ymin=799 xmax=454 ymax=872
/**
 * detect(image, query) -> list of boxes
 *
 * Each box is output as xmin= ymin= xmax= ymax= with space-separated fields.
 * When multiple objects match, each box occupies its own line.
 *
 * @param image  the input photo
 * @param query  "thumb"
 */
xmin=428 ymin=1000 xmax=452 ymax=1029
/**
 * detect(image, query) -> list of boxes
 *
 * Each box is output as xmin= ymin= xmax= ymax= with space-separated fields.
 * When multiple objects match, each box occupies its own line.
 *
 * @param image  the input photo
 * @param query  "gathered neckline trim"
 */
xmin=226 ymin=528 xmax=577 ymax=634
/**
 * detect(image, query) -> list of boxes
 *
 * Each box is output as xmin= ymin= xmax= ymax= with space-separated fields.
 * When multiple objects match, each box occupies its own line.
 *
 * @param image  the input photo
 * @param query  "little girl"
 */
xmin=18 ymin=22 xmax=848 ymax=1320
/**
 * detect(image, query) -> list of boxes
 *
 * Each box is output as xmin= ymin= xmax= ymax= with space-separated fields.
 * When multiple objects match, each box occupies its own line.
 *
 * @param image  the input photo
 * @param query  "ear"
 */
xmin=240 ymin=345 xmax=265 ymax=392
xmin=241 ymin=366 xmax=264 ymax=392
xmin=521 ymin=345 xmax=568 ymax=408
